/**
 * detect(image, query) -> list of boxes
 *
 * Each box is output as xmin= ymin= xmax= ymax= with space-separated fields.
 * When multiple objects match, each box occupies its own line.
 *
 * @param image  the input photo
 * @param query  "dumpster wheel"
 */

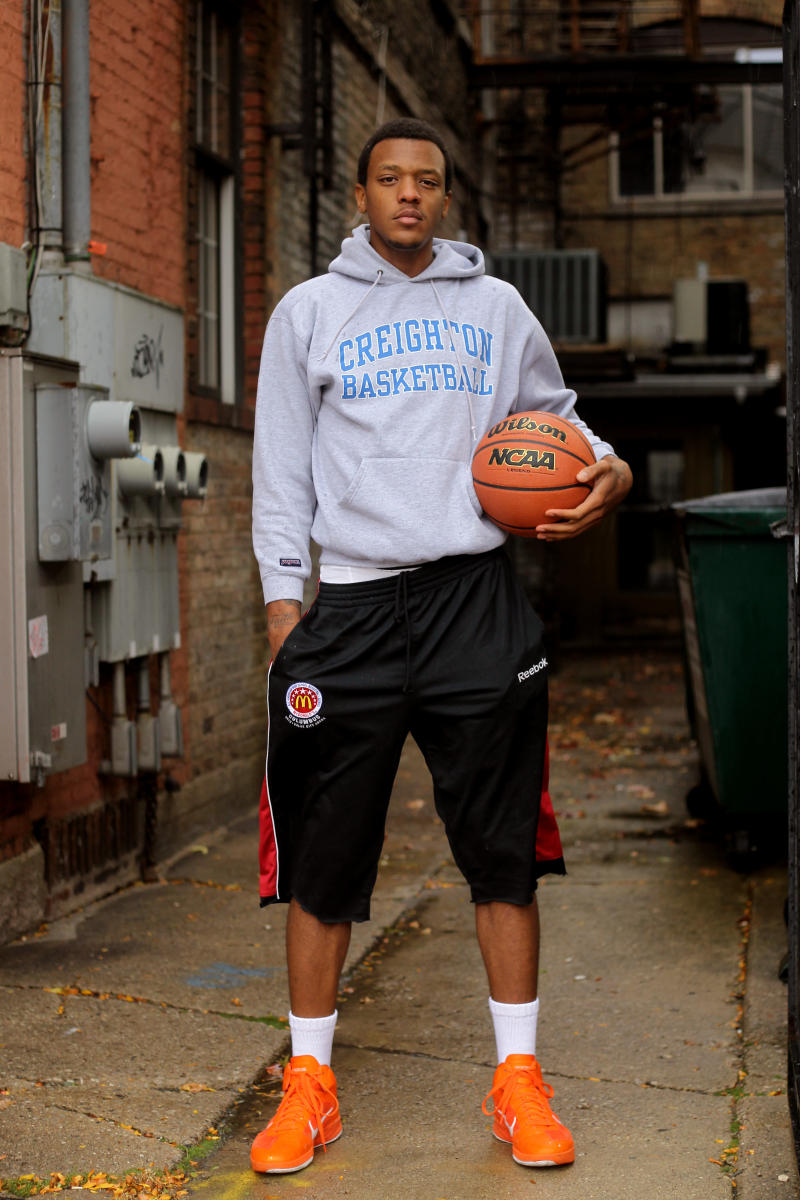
xmin=685 ymin=779 xmax=717 ymax=821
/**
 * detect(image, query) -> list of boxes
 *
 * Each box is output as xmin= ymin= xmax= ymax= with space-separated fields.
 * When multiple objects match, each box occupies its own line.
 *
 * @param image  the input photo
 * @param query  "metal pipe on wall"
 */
xmin=61 ymin=0 xmax=91 ymax=266
xmin=31 ymin=0 xmax=64 ymax=263
xmin=782 ymin=0 xmax=800 ymax=1164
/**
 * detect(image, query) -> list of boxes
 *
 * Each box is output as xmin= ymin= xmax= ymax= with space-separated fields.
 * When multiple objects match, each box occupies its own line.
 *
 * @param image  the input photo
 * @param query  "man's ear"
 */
xmin=442 ymin=192 xmax=452 ymax=219
xmin=355 ymin=183 xmax=367 ymax=214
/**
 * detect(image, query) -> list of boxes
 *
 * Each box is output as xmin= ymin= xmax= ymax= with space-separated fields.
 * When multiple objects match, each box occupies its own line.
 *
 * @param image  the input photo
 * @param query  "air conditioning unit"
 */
xmin=489 ymin=250 xmax=608 ymax=343
xmin=673 ymin=278 xmax=750 ymax=355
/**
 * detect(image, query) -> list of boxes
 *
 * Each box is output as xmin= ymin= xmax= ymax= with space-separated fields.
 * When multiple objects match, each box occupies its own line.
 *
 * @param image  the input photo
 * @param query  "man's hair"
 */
xmin=357 ymin=118 xmax=454 ymax=193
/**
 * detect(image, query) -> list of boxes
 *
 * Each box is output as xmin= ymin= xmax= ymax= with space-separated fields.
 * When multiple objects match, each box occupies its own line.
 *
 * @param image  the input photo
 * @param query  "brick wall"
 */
xmin=0 ymin=5 xmax=26 ymax=246
xmin=89 ymin=0 xmax=186 ymax=306
xmin=265 ymin=0 xmax=480 ymax=304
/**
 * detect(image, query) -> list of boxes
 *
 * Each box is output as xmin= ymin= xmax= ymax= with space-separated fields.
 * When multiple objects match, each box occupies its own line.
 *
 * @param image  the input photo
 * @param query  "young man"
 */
xmin=250 ymin=118 xmax=632 ymax=1175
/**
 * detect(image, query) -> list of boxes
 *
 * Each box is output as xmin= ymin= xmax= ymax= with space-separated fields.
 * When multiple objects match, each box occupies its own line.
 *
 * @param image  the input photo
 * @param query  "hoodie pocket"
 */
xmin=336 ymin=457 xmax=484 ymax=560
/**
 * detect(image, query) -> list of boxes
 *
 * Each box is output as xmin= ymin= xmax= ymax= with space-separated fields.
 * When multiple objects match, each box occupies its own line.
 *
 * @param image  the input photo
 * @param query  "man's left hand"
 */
xmin=535 ymin=454 xmax=633 ymax=541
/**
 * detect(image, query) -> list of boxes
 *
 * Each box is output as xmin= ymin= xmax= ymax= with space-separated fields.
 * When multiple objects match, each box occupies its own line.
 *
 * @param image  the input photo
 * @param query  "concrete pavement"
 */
xmin=0 ymin=650 xmax=797 ymax=1198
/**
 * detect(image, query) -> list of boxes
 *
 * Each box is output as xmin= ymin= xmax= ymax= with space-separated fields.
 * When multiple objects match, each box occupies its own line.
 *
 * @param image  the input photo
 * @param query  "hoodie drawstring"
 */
xmin=393 ymin=570 xmax=412 ymax=694
xmin=428 ymin=278 xmax=479 ymax=448
xmin=322 ymin=269 xmax=384 ymax=361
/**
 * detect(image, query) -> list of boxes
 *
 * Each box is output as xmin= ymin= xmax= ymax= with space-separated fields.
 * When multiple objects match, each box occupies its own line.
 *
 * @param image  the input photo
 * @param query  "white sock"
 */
xmin=489 ymin=996 xmax=539 ymax=1063
xmin=288 ymin=1010 xmax=338 ymax=1066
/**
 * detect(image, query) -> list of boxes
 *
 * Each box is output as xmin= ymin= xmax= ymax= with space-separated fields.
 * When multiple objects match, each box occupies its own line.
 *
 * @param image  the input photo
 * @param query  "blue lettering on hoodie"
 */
xmin=337 ymin=317 xmax=495 ymax=400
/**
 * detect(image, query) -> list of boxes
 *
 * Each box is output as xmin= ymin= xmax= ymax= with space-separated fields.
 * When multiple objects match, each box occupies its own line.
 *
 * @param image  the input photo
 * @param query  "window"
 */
xmin=617 ymin=444 xmax=685 ymax=593
xmin=194 ymin=2 xmax=238 ymax=403
xmin=611 ymin=55 xmax=782 ymax=203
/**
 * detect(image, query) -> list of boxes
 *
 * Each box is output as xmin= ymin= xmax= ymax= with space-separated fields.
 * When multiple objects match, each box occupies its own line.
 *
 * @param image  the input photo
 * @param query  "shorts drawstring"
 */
xmin=393 ymin=570 xmax=412 ymax=693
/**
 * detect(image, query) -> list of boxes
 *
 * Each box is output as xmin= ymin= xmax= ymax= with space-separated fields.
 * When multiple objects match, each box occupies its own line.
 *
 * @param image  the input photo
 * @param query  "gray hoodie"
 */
xmin=253 ymin=225 xmax=615 ymax=604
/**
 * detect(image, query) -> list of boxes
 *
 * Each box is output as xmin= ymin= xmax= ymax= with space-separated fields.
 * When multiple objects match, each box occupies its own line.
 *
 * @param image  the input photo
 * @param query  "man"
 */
xmin=250 ymin=117 xmax=632 ymax=1176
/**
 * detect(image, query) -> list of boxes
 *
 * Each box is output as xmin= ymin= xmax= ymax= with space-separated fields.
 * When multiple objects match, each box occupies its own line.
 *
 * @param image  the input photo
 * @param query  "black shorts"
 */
xmin=259 ymin=547 xmax=565 ymax=922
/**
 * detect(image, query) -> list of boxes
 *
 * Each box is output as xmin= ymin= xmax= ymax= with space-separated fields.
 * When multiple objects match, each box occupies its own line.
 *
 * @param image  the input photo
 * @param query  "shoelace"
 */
xmin=269 ymin=1067 xmax=337 ymax=1150
xmin=482 ymin=1063 xmax=559 ymax=1127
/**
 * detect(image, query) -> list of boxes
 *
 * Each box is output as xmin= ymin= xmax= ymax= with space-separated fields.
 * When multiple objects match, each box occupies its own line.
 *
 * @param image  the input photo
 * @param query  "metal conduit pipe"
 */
xmin=32 ymin=0 xmax=63 ymax=263
xmin=62 ymin=0 xmax=91 ymax=267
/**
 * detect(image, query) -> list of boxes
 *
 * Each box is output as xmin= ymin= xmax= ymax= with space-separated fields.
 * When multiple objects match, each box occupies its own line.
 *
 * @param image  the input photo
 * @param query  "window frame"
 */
xmin=191 ymin=0 xmax=242 ymax=409
xmin=609 ymin=54 xmax=783 ymax=209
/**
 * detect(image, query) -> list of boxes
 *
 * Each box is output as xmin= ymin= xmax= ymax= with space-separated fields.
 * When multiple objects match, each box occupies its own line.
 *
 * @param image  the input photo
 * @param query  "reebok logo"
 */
xmin=518 ymin=656 xmax=548 ymax=683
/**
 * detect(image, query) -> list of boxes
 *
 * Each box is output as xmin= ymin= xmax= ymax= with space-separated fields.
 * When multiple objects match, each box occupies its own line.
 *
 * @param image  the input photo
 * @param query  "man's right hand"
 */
xmin=267 ymin=599 xmax=301 ymax=662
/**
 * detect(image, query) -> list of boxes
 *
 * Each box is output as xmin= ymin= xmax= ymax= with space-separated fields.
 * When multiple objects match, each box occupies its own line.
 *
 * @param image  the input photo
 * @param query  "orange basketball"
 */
xmin=471 ymin=410 xmax=594 ymax=537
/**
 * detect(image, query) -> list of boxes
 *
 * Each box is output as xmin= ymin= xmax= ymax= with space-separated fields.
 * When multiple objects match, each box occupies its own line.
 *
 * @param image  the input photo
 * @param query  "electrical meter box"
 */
xmin=0 ymin=350 xmax=88 ymax=782
xmin=36 ymin=384 xmax=142 ymax=562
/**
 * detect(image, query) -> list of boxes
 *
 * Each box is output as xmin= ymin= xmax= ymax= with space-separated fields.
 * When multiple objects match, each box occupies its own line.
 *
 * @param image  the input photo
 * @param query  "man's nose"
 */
xmin=397 ymin=176 xmax=421 ymax=202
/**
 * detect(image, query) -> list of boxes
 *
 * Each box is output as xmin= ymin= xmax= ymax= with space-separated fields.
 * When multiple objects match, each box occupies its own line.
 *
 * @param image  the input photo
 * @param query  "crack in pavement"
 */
xmin=332 ymin=1039 xmax=727 ymax=1095
xmin=0 ymin=982 xmax=288 ymax=1028
xmin=43 ymin=1102 xmax=183 ymax=1148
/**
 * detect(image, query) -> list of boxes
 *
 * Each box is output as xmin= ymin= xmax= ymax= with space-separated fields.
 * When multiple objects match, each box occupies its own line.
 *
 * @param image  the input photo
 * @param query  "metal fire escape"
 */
xmin=464 ymin=1 xmax=781 ymax=245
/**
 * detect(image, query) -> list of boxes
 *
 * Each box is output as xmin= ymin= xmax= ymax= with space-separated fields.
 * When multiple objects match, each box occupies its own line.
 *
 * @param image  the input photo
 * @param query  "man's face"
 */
xmin=355 ymin=138 xmax=452 ymax=276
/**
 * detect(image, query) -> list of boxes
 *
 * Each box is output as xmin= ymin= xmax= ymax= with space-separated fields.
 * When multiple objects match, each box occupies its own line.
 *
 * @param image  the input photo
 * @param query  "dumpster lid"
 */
xmin=673 ymin=487 xmax=786 ymax=514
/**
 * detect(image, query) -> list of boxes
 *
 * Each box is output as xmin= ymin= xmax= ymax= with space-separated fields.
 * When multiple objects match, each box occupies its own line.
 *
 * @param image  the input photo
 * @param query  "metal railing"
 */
xmin=462 ymin=1 xmax=696 ymax=61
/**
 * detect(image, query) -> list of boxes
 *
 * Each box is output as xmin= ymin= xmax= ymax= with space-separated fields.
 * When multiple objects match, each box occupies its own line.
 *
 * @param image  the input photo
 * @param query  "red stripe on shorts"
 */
xmin=536 ymin=741 xmax=564 ymax=863
xmin=259 ymin=776 xmax=278 ymax=901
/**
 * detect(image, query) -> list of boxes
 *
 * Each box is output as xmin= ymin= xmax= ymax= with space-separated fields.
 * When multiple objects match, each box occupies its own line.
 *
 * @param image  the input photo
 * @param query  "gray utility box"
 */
xmin=0 ymin=350 xmax=87 ymax=782
xmin=36 ymin=383 xmax=142 ymax=562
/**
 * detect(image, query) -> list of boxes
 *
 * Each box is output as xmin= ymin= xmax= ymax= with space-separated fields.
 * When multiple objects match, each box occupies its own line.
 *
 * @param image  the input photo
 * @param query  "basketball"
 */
xmin=471 ymin=410 xmax=595 ymax=537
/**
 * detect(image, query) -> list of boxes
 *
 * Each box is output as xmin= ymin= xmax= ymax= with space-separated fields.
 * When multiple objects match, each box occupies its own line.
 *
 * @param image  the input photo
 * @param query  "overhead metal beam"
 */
xmin=470 ymin=55 xmax=782 ymax=91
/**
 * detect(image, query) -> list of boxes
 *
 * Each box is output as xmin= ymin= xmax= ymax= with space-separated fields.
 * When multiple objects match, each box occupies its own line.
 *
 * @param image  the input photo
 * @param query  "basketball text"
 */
xmin=486 ymin=416 xmax=567 ymax=442
xmin=487 ymin=447 xmax=556 ymax=470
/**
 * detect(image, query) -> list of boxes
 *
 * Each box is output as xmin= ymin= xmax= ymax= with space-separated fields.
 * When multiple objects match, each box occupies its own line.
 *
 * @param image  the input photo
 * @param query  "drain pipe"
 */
xmin=31 ymin=0 xmax=63 ymax=265
xmin=136 ymin=656 xmax=161 ymax=773
xmin=62 ymin=0 xmax=91 ymax=268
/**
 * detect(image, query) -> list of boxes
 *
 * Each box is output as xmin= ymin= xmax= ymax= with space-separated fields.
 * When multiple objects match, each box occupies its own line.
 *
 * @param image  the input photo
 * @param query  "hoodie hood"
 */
xmin=328 ymin=224 xmax=485 ymax=283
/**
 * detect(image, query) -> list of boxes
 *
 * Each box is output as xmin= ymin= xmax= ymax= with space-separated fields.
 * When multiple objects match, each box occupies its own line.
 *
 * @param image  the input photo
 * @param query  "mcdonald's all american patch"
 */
xmin=285 ymin=681 xmax=324 ymax=728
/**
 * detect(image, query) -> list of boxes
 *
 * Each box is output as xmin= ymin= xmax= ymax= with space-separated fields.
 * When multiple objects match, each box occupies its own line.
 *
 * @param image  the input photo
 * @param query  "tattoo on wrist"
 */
xmin=268 ymin=614 xmax=298 ymax=629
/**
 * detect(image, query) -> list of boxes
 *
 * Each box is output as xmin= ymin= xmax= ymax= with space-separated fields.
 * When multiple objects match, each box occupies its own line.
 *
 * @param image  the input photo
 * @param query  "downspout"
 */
xmin=62 ymin=0 xmax=91 ymax=269
xmin=32 ymin=0 xmax=64 ymax=266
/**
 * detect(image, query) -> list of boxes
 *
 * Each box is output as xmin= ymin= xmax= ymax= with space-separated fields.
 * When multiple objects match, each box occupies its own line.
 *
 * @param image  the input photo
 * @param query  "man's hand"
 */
xmin=267 ymin=599 xmax=301 ymax=662
xmin=535 ymin=454 xmax=633 ymax=541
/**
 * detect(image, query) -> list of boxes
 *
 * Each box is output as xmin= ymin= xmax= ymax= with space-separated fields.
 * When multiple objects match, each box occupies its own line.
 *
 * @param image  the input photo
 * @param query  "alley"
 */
xmin=0 ymin=651 xmax=796 ymax=1199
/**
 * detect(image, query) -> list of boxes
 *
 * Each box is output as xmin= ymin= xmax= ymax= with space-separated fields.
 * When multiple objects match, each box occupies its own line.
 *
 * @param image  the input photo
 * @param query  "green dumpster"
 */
xmin=673 ymin=488 xmax=788 ymax=833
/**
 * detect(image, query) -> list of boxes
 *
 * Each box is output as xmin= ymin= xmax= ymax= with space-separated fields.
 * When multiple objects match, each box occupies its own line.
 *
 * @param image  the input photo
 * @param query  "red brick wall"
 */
xmin=0 ymin=5 xmax=26 ymax=246
xmin=89 ymin=0 xmax=186 ymax=306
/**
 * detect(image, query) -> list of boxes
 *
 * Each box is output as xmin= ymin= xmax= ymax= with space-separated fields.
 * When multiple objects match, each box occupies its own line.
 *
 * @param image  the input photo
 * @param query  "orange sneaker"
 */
xmin=250 ymin=1055 xmax=342 ymax=1174
xmin=482 ymin=1053 xmax=574 ymax=1167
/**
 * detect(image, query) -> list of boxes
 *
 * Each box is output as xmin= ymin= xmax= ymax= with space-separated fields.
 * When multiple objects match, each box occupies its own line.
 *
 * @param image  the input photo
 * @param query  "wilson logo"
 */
xmin=286 ymin=682 xmax=323 ymax=725
xmin=486 ymin=416 xmax=567 ymax=442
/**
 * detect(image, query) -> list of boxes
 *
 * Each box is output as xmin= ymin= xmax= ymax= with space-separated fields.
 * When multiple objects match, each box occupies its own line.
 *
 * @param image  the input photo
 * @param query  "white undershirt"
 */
xmin=319 ymin=563 xmax=421 ymax=584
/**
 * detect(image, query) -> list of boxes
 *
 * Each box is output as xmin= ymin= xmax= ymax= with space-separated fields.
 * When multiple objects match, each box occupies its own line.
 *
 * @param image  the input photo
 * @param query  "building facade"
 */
xmin=0 ymin=0 xmax=479 ymax=938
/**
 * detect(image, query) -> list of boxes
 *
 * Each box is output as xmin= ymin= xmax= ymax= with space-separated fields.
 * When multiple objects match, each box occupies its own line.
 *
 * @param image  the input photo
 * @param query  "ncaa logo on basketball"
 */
xmin=285 ymin=682 xmax=324 ymax=728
